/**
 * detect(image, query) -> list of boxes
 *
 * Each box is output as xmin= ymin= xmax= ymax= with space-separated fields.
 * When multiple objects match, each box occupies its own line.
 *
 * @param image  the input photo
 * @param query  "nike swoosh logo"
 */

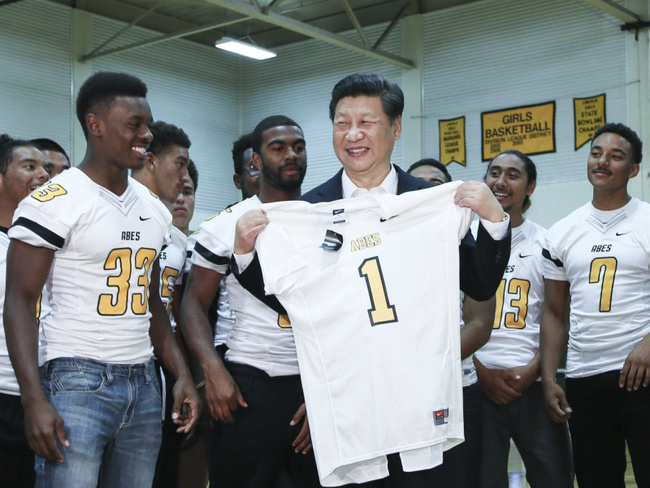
xmin=616 ymin=231 xmax=630 ymax=236
xmin=139 ymin=216 xmax=152 ymax=221
xmin=519 ymin=253 xmax=533 ymax=258
xmin=380 ymin=215 xmax=398 ymax=222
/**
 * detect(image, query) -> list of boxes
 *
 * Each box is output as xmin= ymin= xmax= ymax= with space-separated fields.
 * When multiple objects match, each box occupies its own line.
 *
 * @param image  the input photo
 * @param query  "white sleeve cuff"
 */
xmin=479 ymin=213 xmax=509 ymax=240
xmin=233 ymin=251 xmax=255 ymax=273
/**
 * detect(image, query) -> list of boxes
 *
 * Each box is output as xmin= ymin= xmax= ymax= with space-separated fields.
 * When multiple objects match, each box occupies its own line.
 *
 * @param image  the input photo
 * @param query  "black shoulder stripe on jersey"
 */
xmin=13 ymin=217 xmax=65 ymax=249
xmin=541 ymin=248 xmax=563 ymax=268
xmin=194 ymin=242 xmax=230 ymax=266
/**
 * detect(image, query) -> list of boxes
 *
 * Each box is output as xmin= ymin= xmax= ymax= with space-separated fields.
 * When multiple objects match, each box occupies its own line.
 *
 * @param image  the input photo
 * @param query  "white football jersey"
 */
xmin=190 ymin=196 xmax=298 ymax=376
xmin=9 ymin=168 xmax=171 ymax=365
xmin=256 ymin=183 xmax=471 ymax=487
xmin=159 ymin=226 xmax=187 ymax=332
xmin=0 ymin=229 xmax=18 ymax=395
xmin=476 ymin=219 xmax=546 ymax=370
xmin=543 ymin=198 xmax=650 ymax=377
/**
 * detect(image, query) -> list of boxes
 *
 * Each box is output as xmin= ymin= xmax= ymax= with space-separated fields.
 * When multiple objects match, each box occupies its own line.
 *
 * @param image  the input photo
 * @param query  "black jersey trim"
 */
xmin=0 ymin=225 xmax=8 ymax=235
xmin=13 ymin=217 xmax=65 ymax=249
xmin=194 ymin=242 xmax=230 ymax=266
xmin=542 ymin=248 xmax=563 ymax=268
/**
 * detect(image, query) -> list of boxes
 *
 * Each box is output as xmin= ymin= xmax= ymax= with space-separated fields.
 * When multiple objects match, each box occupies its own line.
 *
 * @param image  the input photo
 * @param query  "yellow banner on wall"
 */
xmin=481 ymin=102 xmax=556 ymax=161
xmin=574 ymin=94 xmax=606 ymax=150
xmin=439 ymin=116 xmax=466 ymax=166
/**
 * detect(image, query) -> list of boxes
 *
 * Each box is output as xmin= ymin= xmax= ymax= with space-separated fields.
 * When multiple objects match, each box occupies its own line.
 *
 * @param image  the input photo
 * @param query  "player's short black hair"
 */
xmin=486 ymin=150 xmax=537 ymax=213
xmin=592 ymin=122 xmax=643 ymax=165
xmin=407 ymin=158 xmax=452 ymax=183
xmin=232 ymin=133 xmax=253 ymax=175
xmin=76 ymin=71 xmax=148 ymax=139
xmin=0 ymin=134 xmax=37 ymax=175
xmin=188 ymin=159 xmax=198 ymax=192
xmin=30 ymin=138 xmax=70 ymax=163
xmin=148 ymin=121 xmax=191 ymax=157
xmin=329 ymin=72 xmax=404 ymax=124
xmin=252 ymin=116 xmax=301 ymax=155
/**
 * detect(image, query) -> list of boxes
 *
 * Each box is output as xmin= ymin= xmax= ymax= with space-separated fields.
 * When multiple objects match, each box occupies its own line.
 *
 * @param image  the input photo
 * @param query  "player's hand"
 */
xmin=170 ymin=375 xmax=202 ymax=434
xmin=508 ymin=361 xmax=539 ymax=394
xmin=454 ymin=181 xmax=506 ymax=223
xmin=476 ymin=364 xmax=522 ymax=405
xmin=290 ymin=403 xmax=313 ymax=454
xmin=542 ymin=379 xmax=572 ymax=423
xmin=24 ymin=398 xmax=69 ymax=462
xmin=204 ymin=364 xmax=247 ymax=423
xmin=619 ymin=333 xmax=650 ymax=391
xmin=234 ymin=210 xmax=269 ymax=255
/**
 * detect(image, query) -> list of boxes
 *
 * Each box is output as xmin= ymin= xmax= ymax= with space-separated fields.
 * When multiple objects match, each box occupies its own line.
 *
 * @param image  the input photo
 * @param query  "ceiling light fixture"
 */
xmin=215 ymin=37 xmax=276 ymax=60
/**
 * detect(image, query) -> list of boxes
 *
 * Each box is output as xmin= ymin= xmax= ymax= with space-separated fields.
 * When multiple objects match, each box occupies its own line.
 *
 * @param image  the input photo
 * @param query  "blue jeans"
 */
xmin=36 ymin=357 xmax=162 ymax=488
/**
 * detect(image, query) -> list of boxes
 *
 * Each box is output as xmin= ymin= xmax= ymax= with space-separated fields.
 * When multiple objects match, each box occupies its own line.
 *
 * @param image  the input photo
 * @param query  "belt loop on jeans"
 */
xmin=105 ymin=364 xmax=113 ymax=385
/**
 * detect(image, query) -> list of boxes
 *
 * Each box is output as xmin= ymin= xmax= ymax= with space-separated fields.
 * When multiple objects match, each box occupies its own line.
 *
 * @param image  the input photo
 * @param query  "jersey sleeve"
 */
xmin=542 ymin=226 xmax=567 ymax=281
xmin=190 ymin=217 xmax=233 ymax=274
xmin=9 ymin=180 xmax=79 ymax=250
xmin=256 ymin=221 xmax=308 ymax=296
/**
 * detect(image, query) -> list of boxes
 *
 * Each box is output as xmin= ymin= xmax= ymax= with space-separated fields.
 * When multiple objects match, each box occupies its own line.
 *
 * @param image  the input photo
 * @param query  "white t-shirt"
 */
xmin=9 ymin=168 xmax=171 ymax=365
xmin=476 ymin=219 xmax=546 ymax=370
xmin=543 ymin=198 xmax=650 ymax=377
xmin=256 ymin=183 xmax=471 ymax=486
xmin=0 ymin=229 xmax=18 ymax=395
xmin=190 ymin=196 xmax=298 ymax=376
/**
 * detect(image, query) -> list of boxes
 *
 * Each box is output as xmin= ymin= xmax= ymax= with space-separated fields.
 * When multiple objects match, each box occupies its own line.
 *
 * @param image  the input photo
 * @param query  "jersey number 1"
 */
xmin=358 ymin=257 xmax=397 ymax=326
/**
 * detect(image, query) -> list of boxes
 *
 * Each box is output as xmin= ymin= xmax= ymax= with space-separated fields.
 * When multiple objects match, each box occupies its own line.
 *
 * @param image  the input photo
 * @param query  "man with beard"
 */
xmin=180 ymin=115 xmax=320 ymax=487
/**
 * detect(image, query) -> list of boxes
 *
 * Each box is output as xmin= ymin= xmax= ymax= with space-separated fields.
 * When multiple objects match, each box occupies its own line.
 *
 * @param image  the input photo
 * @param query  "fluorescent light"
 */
xmin=215 ymin=37 xmax=276 ymax=60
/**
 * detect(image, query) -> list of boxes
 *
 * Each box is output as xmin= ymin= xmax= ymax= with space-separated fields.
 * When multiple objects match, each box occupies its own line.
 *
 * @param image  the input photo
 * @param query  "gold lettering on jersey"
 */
xmin=591 ymin=244 xmax=612 ymax=252
xmin=31 ymin=183 xmax=67 ymax=202
xmin=351 ymin=233 xmax=381 ymax=252
xmin=121 ymin=231 xmax=141 ymax=241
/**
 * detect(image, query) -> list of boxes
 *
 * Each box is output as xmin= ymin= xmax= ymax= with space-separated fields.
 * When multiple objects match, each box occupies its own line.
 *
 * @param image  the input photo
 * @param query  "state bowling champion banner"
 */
xmin=481 ymin=101 xmax=556 ymax=161
xmin=439 ymin=116 xmax=466 ymax=166
xmin=573 ymin=93 xmax=606 ymax=150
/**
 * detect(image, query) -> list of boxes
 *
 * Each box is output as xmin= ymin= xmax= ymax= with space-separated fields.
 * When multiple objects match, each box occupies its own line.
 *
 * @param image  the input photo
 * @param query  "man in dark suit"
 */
xmin=233 ymin=72 xmax=510 ymax=487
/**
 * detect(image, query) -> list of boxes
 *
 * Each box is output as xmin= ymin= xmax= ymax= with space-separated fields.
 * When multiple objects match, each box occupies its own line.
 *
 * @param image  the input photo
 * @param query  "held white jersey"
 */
xmin=256 ymin=183 xmax=472 ymax=487
xmin=159 ymin=226 xmax=187 ymax=332
xmin=9 ymin=168 xmax=172 ymax=365
xmin=191 ymin=196 xmax=298 ymax=376
xmin=543 ymin=198 xmax=650 ymax=377
xmin=0 ymin=229 xmax=18 ymax=395
xmin=475 ymin=219 xmax=546 ymax=370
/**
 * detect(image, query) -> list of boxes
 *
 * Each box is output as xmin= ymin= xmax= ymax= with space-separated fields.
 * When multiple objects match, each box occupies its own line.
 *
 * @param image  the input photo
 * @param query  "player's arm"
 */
xmin=149 ymin=259 xmax=201 ymax=433
xmin=620 ymin=332 xmax=650 ymax=391
xmin=509 ymin=351 xmax=541 ymax=394
xmin=540 ymin=278 xmax=572 ymax=422
xmin=4 ymin=239 xmax=69 ymax=462
xmin=454 ymin=182 xmax=511 ymax=301
xmin=460 ymin=294 xmax=495 ymax=359
xmin=180 ymin=264 xmax=247 ymax=422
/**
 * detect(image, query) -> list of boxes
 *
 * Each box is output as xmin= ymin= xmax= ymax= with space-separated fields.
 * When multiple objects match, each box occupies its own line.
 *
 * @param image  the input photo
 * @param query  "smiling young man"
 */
xmin=541 ymin=122 xmax=650 ymax=488
xmin=181 ymin=115 xmax=319 ymax=487
xmin=3 ymin=72 xmax=200 ymax=488
xmin=0 ymin=136 xmax=49 ymax=488
xmin=473 ymin=150 xmax=573 ymax=488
